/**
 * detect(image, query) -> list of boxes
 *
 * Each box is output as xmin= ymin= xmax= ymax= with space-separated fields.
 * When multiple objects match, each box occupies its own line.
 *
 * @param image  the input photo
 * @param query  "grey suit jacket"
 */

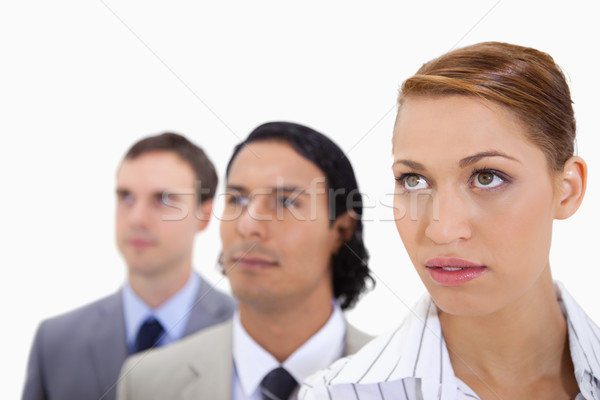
xmin=117 ymin=317 xmax=372 ymax=400
xmin=22 ymin=275 xmax=236 ymax=400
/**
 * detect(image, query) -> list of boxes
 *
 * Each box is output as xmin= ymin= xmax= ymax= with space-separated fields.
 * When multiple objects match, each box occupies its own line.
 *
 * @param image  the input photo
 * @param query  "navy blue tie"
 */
xmin=260 ymin=367 xmax=298 ymax=400
xmin=133 ymin=317 xmax=164 ymax=353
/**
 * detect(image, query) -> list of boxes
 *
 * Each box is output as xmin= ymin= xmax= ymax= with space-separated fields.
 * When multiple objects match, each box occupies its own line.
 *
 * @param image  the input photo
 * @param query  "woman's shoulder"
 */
xmin=557 ymin=282 xmax=600 ymax=376
xmin=300 ymin=294 xmax=437 ymax=398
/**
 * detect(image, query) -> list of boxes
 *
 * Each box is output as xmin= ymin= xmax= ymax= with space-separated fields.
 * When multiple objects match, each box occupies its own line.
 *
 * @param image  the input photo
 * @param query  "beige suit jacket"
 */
xmin=117 ymin=318 xmax=371 ymax=400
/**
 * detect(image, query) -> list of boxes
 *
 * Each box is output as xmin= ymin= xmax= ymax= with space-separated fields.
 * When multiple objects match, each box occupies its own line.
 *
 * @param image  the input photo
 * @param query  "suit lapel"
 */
xmin=89 ymin=292 xmax=128 ymax=399
xmin=173 ymin=318 xmax=369 ymax=399
xmin=183 ymin=274 xmax=235 ymax=336
xmin=183 ymin=275 xmax=211 ymax=336
xmin=180 ymin=320 xmax=234 ymax=400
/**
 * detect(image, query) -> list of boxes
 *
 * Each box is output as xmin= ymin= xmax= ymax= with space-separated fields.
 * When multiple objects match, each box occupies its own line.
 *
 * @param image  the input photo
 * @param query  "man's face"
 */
xmin=115 ymin=151 xmax=208 ymax=278
xmin=220 ymin=141 xmax=339 ymax=311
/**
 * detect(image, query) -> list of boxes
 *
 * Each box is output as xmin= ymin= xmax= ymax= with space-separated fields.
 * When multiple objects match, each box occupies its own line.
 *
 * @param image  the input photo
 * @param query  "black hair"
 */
xmin=226 ymin=121 xmax=373 ymax=310
xmin=124 ymin=132 xmax=218 ymax=205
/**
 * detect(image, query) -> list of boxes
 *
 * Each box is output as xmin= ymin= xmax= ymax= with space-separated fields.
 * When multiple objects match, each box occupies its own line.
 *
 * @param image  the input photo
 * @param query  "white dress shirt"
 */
xmin=301 ymin=282 xmax=600 ymax=400
xmin=233 ymin=303 xmax=346 ymax=400
xmin=122 ymin=272 xmax=200 ymax=352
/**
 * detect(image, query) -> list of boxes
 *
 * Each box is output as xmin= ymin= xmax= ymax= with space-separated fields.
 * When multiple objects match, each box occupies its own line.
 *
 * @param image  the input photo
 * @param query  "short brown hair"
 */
xmin=398 ymin=41 xmax=575 ymax=171
xmin=124 ymin=132 xmax=218 ymax=205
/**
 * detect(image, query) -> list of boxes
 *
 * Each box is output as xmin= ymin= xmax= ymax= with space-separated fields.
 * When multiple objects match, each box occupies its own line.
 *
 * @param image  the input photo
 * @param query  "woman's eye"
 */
xmin=406 ymin=175 xmax=420 ymax=188
xmin=397 ymin=174 xmax=429 ymax=191
xmin=472 ymin=170 xmax=505 ymax=188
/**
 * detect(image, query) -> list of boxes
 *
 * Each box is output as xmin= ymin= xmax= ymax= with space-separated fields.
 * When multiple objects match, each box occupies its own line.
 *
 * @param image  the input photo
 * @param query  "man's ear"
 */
xmin=195 ymin=199 xmax=213 ymax=232
xmin=331 ymin=211 xmax=358 ymax=254
xmin=554 ymin=156 xmax=587 ymax=220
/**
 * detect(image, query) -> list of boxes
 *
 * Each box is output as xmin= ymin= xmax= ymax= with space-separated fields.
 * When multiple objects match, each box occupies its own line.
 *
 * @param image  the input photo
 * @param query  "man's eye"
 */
xmin=278 ymin=196 xmax=298 ymax=208
xmin=118 ymin=192 xmax=134 ymax=204
xmin=227 ymin=194 xmax=250 ymax=207
xmin=157 ymin=193 xmax=171 ymax=206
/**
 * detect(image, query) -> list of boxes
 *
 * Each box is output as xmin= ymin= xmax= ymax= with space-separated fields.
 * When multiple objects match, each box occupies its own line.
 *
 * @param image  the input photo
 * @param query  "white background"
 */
xmin=2 ymin=1 xmax=598 ymax=398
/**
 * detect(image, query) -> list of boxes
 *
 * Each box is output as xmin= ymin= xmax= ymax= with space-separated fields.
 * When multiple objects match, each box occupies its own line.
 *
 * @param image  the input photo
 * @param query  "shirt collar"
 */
xmin=557 ymin=281 xmax=600 ymax=397
xmin=122 ymin=272 xmax=200 ymax=348
xmin=385 ymin=284 xmax=600 ymax=397
xmin=375 ymin=295 xmax=465 ymax=398
xmin=233 ymin=302 xmax=346 ymax=397
xmin=332 ymin=283 xmax=600 ymax=399
xmin=366 ymin=284 xmax=600 ymax=380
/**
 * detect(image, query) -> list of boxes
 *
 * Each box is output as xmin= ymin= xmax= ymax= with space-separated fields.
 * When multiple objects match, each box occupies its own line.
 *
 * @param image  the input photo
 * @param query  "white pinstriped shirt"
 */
xmin=300 ymin=282 xmax=600 ymax=400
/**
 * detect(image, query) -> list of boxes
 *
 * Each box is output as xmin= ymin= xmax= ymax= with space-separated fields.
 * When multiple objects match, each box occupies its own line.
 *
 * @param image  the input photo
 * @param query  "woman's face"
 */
xmin=392 ymin=95 xmax=562 ymax=316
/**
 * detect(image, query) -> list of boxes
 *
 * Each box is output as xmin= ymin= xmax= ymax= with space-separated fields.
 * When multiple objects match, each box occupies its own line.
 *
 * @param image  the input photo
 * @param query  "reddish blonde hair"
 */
xmin=398 ymin=42 xmax=575 ymax=171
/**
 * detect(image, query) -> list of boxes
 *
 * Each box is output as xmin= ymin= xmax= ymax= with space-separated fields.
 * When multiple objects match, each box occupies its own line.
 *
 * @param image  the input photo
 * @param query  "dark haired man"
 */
xmin=118 ymin=122 xmax=374 ymax=400
xmin=23 ymin=133 xmax=235 ymax=400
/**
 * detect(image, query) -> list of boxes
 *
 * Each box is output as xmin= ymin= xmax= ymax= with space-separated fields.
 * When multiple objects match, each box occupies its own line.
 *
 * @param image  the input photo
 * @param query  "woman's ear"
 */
xmin=554 ymin=156 xmax=587 ymax=220
xmin=330 ymin=211 xmax=358 ymax=254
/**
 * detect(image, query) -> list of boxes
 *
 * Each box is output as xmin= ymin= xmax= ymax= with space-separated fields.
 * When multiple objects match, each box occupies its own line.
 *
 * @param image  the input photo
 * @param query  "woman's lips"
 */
xmin=425 ymin=257 xmax=487 ymax=286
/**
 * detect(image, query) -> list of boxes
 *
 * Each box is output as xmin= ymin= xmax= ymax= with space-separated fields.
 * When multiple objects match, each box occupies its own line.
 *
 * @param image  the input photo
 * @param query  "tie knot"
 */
xmin=133 ymin=317 xmax=165 ymax=353
xmin=260 ymin=367 xmax=298 ymax=400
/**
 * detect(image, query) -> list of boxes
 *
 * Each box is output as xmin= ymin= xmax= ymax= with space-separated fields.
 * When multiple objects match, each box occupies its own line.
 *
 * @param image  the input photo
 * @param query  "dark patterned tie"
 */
xmin=133 ymin=317 xmax=165 ymax=353
xmin=260 ymin=367 xmax=298 ymax=400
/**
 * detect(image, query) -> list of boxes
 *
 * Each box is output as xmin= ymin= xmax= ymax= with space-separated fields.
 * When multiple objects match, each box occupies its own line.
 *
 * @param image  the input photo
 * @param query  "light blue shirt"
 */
xmin=122 ymin=272 xmax=200 ymax=353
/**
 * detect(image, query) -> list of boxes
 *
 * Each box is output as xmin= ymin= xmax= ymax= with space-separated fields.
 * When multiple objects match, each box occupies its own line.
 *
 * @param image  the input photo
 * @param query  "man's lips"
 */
xmin=128 ymin=238 xmax=155 ymax=249
xmin=233 ymin=255 xmax=279 ymax=269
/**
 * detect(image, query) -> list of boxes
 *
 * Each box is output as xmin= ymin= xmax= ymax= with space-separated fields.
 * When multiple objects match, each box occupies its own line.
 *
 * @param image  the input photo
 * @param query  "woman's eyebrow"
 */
xmin=458 ymin=151 xmax=520 ymax=168
xmin=392 ymin=159 xmax=426 ymax=171
xmin=393 ymin=151 xmax=520 ymax=171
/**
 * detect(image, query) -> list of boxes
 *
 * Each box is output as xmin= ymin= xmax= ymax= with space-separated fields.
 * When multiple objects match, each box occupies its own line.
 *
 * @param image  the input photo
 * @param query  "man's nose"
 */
xmin=128 ymin=200 xmax=153 ymax=228
xmin=235 ymin=199 xmax=270 ymax=240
